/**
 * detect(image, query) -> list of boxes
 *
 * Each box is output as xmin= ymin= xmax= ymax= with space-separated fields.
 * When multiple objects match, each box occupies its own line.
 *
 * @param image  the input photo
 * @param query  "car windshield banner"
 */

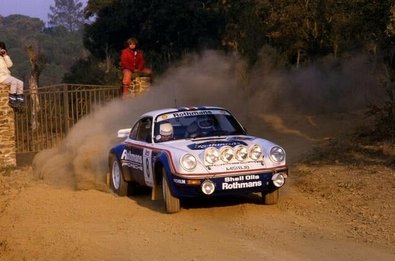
xmin=157 ymin=109 xmax=230 ymax=122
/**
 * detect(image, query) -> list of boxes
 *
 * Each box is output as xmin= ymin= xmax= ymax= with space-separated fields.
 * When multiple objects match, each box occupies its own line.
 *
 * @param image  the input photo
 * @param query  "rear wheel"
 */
xmin=162 ymin=168 xmax=180 ymax=213
xmin=109 ymin=155 xmax=128 ymax=196
xmin=262 ymin=189 xmax=279 ymax=205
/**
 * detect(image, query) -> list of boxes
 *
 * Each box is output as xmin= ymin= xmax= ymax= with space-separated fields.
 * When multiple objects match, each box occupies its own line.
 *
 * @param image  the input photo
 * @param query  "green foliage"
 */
xmin=48 ymin=0 xmax=85 ymax=32
xmin=264 ymin=0 xmax=393 ymax=63
xmin=81 ymin=0 xmax=394 ymax=75
xmin=63 ymin=56 xmax=120 ymax=85
xmin=0 ymin=14 xmax=87 ymax=86
xmin=83 ymin=0 xmax=228 ymax=74
xmin=0 ymin=15 xmax=44 ymax=81
xmin=1 ymin=0 xmax=394 ymax=90
xmin=221 ymin=0 xmax=267 ymax=64
xmin=367 ymin=1 xmax=395 ymax=139
xmin=387 ymin=5 xmax=395 ymax=35
xmin=366 ymin=65 xmax=395 ymax=141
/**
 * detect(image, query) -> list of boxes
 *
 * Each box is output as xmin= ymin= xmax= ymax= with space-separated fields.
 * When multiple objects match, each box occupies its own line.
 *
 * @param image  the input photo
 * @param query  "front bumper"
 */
xmin=169 ymin=169 xmax=288 ymax=198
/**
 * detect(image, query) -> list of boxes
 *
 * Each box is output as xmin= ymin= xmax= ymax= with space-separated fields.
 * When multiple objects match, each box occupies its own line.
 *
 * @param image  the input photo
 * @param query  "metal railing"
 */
xmin=15 ymin=84 xmax=121 ymax=153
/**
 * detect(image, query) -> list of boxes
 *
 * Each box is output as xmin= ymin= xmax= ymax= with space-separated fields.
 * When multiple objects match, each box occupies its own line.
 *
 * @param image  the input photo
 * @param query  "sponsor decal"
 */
xmin=143 ymin=149 xmax=153 ymax=186
xmin=121 ymin=149 xmax=143 ymax=170
xmin=225 ymin=165 xmax=249 ymax=171
xmin=222 ymin=175 xmax=262 ymax=190
xmin=173 ymin=110 xmax=212 ymax=118
xmin=228 ymin=136 xmax=255 ymax=141
xmin=157 ymin=110 xmax=230 ymax=122
xmin=188 ymin=141 xmax=247 ymax=150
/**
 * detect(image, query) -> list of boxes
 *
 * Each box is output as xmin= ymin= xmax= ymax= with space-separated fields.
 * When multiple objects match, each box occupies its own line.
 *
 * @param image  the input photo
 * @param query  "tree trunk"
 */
xmin=26 ymin=45 xmax=41 ymax=131
xmin=296 ymin=49 xmax=301 ymax=69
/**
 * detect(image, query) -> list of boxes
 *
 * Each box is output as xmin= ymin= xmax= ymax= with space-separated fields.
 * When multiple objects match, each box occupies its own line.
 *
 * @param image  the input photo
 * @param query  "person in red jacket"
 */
xmin=120 ymin=37 xmax=151 ymax=96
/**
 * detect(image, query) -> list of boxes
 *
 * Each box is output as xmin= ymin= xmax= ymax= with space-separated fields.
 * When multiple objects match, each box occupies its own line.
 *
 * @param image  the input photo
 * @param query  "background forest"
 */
xmin=0 ymin=0 xmax=394 ymax=138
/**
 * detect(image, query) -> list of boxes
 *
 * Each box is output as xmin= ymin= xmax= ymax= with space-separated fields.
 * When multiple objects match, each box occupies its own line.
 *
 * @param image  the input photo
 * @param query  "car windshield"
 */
xmin=153 ymin=109 xmax=246 ymax=143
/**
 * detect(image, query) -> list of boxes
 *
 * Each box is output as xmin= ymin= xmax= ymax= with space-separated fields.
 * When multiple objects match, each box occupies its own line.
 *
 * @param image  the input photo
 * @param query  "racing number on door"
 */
xmin=143 ymin=149 xmax=153 ymax=186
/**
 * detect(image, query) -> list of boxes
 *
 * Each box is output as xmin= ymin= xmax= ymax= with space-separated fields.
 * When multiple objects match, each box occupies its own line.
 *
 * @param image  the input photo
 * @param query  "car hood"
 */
xmin=156 ymin=135 xmax=284 ymax=176
xmin=162 ymin=135 xmax=277 ymax=151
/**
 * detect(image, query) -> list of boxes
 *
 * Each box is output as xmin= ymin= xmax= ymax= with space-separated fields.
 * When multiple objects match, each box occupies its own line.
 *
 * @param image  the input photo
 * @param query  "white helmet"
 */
xmin=159 ymin=122 xmax=173 ymax=141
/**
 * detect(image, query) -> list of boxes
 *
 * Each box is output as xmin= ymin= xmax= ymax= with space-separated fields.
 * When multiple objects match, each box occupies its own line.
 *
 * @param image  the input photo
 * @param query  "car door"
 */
xmin=125 ymin=117 xmax=153 ymax=185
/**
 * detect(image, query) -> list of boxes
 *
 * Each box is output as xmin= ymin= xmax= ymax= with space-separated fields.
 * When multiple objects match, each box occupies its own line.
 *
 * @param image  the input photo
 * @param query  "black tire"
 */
xmin=162 ymin=168 xmax=180 ymax=213
xmin=262 ymin=189 xmax=279 ymax=205
xmin=109 ymin=155 xmax=128 ymax=196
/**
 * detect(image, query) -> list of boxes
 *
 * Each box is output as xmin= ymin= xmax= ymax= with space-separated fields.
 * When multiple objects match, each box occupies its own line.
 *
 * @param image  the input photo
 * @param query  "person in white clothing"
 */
xmin=0 ymin=41 xmax=24 ymax=108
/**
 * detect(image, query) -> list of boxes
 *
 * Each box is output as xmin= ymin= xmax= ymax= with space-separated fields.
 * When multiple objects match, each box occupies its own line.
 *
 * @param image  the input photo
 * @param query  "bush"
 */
xmin=366 ymin=66 xmax=395 ymax=141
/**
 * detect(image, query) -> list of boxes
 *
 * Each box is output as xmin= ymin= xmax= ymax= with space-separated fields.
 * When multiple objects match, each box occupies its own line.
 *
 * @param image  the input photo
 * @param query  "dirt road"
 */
xmin=0 ymin=112 xmax=394 ymax=261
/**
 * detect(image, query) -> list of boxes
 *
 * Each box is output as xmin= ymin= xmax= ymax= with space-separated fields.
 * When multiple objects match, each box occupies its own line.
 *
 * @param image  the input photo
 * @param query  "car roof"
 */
xmin=140 ymin=106 xmax=226 ymax=118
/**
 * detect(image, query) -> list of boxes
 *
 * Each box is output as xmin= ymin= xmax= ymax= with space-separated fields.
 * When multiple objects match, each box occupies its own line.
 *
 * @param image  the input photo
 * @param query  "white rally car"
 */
xmin=108 ymin=106 xmax=288 ymax=213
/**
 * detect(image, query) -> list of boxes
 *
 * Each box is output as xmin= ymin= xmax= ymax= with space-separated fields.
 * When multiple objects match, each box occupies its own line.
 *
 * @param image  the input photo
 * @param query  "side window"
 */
xmin=136 ymin=117 xmax=152 ymax=142
xmin=129 ymin=122 xmax=140 ymax=140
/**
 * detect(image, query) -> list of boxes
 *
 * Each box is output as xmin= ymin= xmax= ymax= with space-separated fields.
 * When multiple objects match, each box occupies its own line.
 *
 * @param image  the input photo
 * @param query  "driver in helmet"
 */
xmin=157 ymin=122 xmax=173 ymax=142
xmin=197 ymin=117 xmax=215 ymax=132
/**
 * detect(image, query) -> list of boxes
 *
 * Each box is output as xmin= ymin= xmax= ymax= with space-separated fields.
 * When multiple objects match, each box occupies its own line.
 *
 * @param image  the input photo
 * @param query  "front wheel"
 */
xmin=109 ymin=155 xmax=128 ymax=196
xmin=162 ymin=169 xmax=180 ymax=213
xmin=262 ymin=189 xmax=279 ymax=205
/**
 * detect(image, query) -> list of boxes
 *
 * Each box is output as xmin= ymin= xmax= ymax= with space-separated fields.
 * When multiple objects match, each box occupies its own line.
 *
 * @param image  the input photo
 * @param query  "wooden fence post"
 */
xmin=0 ymin=84 xmax=16 ymax=168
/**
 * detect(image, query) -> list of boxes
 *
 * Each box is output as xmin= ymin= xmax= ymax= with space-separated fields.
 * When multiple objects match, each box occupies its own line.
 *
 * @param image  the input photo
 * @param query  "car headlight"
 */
xmin=204 ymin=147 xmax=219 ymax=165
xmin=201 ymin=180 xmax=215 ymax=195
xmin=181 ymin=153 xmax=197 ymax=171
xmin=234 ymin=145 xmax=248 ymax=161
xmin=220 ymin=146 xmax=233 ymax=162
xmin=270 ymin=146 xmax=285 ymax=163
xmin=272 ymin=173 xmax=286 ymax=187
xmin=249 ymin=144 xmax=262 ymax=161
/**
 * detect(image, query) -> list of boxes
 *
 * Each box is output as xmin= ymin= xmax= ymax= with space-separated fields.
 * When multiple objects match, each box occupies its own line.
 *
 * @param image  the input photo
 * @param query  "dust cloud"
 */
xmin=32 ymin=49 xmax=384 ymax=191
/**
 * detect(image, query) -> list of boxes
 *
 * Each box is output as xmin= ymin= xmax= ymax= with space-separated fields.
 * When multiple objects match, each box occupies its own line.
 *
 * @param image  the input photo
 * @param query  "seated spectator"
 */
xmin=120 ymin=37 xmax=152 ymax=97
xmin=0 ymin=41 xmax=24 ymax=109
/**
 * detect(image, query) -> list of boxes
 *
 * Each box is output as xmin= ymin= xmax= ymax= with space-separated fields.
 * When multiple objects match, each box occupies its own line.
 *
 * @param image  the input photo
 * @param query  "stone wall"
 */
xmin=0 ymin=84 xmax=16 ymax=167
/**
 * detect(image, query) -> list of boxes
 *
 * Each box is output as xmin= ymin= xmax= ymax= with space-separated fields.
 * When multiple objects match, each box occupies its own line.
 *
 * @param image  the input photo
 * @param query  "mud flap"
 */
xmin=151 ymin=184 xmax=161 ymax=200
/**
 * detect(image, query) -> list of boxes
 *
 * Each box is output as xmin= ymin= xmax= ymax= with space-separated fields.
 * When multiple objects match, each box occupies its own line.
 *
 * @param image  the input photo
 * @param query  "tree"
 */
xmin=265 ymin=1 xmax=313 ymax=67
xmin=0 ymin=14 xmax=87 ymax=86
xmin=26 ymin=45 xmax=44 ymax=131
xmin=73 ymin=0 xmax=395 ymax=84
xmin=48 ymin=0 xmax=85 ymax=32
xmin=220 ymin=0 xmax=268 ymax=65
